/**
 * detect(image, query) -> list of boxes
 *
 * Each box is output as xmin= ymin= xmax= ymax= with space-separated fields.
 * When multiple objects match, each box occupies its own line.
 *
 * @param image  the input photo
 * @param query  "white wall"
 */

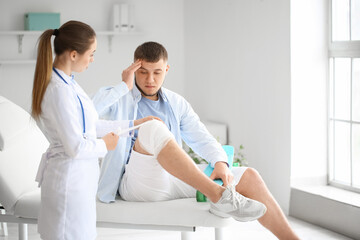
xmin=290 ymin=0 xmax=328 ymax=182
xmin=184 ymin=0 xmax=291 ymax=212
xmin=0 ymin=0 xmax=184 ymax=112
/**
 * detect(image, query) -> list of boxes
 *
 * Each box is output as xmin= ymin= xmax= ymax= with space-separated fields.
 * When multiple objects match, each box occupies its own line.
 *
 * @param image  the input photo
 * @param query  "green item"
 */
xmin=233 ymin=162 xmax=240 ymax=167
xmin=25 ymin=13 xmax=60 ymax=31
xmin=196 ymin=190 xmax=207 ymax=202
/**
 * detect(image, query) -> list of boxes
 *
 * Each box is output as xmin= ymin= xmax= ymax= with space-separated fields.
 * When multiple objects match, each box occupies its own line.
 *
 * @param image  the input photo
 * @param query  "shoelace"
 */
xmin=227 ymin=185 xmax=247 ymax=208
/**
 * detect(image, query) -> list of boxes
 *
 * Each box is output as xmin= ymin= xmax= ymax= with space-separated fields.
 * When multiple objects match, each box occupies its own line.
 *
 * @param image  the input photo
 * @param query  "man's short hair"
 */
xmin=134 ymin=42 xmax=168 ymax=62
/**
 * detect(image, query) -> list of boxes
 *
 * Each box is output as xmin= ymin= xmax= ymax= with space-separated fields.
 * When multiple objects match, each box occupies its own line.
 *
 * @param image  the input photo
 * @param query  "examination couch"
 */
xmin=0 ymin=95 xmax=236 ymax=240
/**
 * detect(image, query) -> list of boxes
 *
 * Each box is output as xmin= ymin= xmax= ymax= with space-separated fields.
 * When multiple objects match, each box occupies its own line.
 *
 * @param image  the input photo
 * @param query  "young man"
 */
xmin=92 ymin=42 xmax=299 ymax=239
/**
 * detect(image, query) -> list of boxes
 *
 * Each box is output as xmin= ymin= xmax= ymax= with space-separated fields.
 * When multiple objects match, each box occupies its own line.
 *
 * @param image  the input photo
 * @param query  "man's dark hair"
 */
xmin=134 ymin=41 xmax=168 ymax=62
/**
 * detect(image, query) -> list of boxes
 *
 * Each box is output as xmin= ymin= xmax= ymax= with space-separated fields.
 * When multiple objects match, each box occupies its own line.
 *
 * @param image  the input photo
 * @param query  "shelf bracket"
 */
xmin=107 ymin=35 xmax=114 ymax=53
xmin=17 ymin=34 xmax=24 ymax=53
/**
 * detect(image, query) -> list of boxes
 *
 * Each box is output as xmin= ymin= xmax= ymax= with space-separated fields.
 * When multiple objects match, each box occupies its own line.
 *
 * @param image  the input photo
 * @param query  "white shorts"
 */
xmin=119 ymin=149 xmax=248 ymax=202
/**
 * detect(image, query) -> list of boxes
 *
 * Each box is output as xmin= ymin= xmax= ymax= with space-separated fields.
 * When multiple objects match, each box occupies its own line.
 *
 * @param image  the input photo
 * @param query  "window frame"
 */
xmin=328 ymin=0 xmax=360 ymax=193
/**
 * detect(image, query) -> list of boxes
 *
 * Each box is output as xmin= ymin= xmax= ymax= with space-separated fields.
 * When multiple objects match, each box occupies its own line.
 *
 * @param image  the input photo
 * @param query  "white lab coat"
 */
xmin=35 ymin=69 xmax=130 ymax=240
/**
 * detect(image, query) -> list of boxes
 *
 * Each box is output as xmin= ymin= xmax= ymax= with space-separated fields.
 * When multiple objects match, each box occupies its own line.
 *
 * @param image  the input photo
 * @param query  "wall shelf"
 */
xmin=97 ymin=31 xmax=142 ymax=36
xmin=0 ymin=30 xmax=143 ymax=53
xmin=0 ymin=60 xmax=36 ymax=66
xmin=0 ymin=31 xmax=43 ymax=36
xmin=97 ymin=31 xmax=142 ymax=52
xmin=0 ymin=30 xmax=141 ymax=36
xmin=0 ymin=31 xmax=41 ymax=53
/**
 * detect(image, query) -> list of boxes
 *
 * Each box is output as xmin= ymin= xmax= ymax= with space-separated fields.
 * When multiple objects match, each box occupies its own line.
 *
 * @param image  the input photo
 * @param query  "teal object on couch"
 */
xmin=25 ymin=13 xmax=60 ymax=31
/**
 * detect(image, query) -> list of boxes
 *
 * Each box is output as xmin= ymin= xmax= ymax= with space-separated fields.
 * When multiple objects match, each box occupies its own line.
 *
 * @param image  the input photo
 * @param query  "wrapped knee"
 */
xmin=137 ymin=120 xmax=174 ymax=156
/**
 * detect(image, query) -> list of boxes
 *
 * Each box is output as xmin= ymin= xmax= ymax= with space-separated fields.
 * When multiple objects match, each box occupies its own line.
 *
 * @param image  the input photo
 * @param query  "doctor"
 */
xmin=31 ymin=20 xmax=152 ymax=240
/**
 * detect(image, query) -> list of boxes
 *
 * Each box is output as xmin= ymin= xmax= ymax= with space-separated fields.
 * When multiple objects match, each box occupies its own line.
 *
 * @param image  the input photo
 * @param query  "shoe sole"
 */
xmin=209 ymin=207 xmax=267 ymax=222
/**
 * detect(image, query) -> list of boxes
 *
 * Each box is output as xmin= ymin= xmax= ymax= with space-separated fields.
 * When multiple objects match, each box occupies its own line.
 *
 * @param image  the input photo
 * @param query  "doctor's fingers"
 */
xmin=102 ymin=132 xmax=119 ymax=151
xmin=111 ymin=132 xmax=119 ymax=140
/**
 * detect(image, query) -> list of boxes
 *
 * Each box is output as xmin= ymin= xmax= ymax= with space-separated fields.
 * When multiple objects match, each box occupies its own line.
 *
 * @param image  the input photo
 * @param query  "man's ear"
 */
xmin=69 ymin=50 xmax=77 ymax=61
xmin=166 ymin=65 xmax=170 ymax=73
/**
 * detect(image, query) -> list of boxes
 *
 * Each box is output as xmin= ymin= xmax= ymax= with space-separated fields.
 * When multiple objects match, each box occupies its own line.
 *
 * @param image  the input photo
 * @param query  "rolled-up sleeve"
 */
xmin=179 ymin=97 xmax=227 ymax=167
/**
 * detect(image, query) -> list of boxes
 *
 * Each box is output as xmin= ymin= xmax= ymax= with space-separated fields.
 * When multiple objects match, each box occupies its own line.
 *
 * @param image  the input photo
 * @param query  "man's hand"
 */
xmin=134 ymin=116 xmax=163 ymax=126
xmin=122 ymin=60 xmax=141 ymax=90
xmin=209 ymin=161 xmax=234 ymax=187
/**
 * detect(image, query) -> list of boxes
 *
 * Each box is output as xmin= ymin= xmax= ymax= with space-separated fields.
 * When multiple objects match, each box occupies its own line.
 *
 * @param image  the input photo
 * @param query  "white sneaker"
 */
xmin=209 ymin=185 xmax=267 ymax=222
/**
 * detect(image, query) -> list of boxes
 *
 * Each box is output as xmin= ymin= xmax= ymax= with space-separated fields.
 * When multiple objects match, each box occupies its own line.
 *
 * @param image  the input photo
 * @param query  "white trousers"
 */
xmin=119 ymin=120 xmax=247 ymax=201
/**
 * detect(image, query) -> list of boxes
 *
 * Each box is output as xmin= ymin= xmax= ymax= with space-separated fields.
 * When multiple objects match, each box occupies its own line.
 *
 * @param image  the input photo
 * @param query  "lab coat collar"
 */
xmin=53 ymin=68 xmax=75 ymax=85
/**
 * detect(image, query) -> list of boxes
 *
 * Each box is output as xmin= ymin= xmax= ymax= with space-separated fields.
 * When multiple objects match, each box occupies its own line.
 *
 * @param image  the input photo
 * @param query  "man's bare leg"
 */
xmin=236 ymin=168 xmax=300 ymax=240
xmin=134 ymin=139 xmax=225 ymax=203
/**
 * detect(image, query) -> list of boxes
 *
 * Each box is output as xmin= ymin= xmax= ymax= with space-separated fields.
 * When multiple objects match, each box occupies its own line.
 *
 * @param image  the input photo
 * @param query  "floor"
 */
xmin=0 ymin=216 xmax=353 ymax=240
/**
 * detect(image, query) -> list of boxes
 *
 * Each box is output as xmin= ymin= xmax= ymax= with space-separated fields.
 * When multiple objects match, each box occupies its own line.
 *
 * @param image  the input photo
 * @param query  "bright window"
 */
xmin=329 ymin=0 xmax=360 ymax=192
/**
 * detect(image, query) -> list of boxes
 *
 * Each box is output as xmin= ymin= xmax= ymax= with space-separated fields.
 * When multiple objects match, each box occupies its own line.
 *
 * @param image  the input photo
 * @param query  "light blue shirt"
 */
xmin=131 ymin=94 xmax=174 ymax=150
xmin=92 ymin=82 xmax=227 ymax=203
xmin=137 ymin=95 xmax=172 ymax=130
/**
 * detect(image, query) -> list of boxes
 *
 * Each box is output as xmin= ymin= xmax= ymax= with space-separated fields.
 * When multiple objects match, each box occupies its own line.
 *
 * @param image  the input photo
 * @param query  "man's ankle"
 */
xmin=209 ymin=186 xmax=225 ymax=203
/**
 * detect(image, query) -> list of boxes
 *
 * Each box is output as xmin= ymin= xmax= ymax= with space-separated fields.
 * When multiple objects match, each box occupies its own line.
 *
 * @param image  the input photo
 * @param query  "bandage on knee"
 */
xmin=137 ymin=120 xmax=174 ymax=157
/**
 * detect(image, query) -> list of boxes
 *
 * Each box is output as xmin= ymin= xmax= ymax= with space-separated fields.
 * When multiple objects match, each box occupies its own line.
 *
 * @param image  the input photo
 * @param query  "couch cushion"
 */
xmin=97 ymin=197 xmax=235 ymax=228
xmin=14 ymin=189 xmax=41 ymax=218
xmin=14 ymin=190 xmax=235 ymax=228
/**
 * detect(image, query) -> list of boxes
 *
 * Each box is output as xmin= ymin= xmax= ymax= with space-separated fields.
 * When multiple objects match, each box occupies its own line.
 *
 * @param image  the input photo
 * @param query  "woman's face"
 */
xmin=72 ymin=38 xmax=97 ymax=73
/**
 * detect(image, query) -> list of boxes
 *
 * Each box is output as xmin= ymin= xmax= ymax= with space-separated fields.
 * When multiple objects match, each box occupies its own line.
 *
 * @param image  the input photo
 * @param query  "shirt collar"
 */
xmin=158 ymin=88 xmax=168 ymax=102
xmin=132 ymin=82 xmax=142 ymax=101
xmin=132 ymin=83 xmax=168 ymax=102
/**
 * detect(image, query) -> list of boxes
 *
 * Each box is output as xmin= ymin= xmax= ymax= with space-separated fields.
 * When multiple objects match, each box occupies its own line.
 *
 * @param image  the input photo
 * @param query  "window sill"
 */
xmin=290 ymin=181 xmax=360 ymax=239
xmin=291 ymin=182 xmax=360 ymax=208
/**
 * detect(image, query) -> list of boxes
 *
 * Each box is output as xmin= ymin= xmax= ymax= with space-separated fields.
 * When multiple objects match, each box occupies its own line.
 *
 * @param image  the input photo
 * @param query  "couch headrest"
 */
xmin=0 ymin=95 xmax=48 ymax=212
xmin=0 ymin=96 xmax=33 ymax=151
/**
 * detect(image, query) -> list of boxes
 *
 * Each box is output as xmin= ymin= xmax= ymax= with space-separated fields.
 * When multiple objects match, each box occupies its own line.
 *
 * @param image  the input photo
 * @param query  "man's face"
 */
xmin=135 ymin=59 xmax=169 ymax=100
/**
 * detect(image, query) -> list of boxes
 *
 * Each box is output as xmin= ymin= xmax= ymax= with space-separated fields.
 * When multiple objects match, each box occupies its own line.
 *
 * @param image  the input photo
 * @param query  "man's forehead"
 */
xmin=140 ymin=60 xmax=167 ymax=70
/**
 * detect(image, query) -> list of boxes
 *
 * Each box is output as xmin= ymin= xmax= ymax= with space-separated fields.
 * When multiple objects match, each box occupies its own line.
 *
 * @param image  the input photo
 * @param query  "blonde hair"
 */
xmin=31 ymin=20 xmax=96 ymax=119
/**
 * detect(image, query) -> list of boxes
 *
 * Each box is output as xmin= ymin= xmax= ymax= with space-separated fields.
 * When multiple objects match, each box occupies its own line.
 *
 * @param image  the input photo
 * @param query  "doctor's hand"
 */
xmin=102 ymin=132 xmax=119 ymax=151
xmin=134 ymin=116 xmax=163 ymax=126
xmin=210 ymin=161 xmax=234 ymax=187
xmin=122 ymin=60 xmax=141 ymax=90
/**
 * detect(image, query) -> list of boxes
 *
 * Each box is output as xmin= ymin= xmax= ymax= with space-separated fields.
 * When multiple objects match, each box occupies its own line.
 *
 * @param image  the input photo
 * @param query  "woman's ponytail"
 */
xmin=31 ymin=29 xmax=54 ymax=119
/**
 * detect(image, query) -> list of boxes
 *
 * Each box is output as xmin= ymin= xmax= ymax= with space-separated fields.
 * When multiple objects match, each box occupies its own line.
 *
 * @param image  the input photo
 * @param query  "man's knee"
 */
xmin=137 ymin=120 xmax=174 ymax=156
xmin=240 ymin=167 xmax=265 ymax=186
xmin=244 ymin=167 xmax=262 ymax=179
xmin=244 ymin=167 xmax=259 ymax=176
